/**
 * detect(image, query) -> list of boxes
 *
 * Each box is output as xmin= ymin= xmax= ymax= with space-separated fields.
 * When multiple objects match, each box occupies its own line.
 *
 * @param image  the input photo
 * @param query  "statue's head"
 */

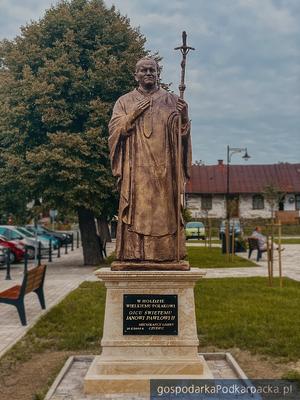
xmin=134 ymin=57 xmax=159 ymax=91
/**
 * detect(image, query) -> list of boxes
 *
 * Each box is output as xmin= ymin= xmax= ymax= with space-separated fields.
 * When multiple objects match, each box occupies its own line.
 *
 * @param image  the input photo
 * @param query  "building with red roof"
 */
xmin=185 ymin=161 xmax=300 ymax=222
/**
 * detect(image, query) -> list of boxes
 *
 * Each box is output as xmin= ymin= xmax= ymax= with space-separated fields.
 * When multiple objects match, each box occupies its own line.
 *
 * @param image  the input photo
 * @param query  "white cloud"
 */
xmin=238 ymin=0 xmax=298 ymax=34
xmin=0 ymin=0 xmax=299 ymax=164
xmin=0 ymin=0 xmax=57 ymax=38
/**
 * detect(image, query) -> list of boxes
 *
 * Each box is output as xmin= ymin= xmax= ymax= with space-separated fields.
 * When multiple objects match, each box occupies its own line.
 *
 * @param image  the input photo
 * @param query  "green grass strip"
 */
xmin=187 ymin=247 xmax=256 ymax=268
xmin=276 ymin=239 xmax=300 ymax=245
xmin=4 ymin=281 xmax=106 ymax=363
xmin=196 ymin=277 xmax=300 ymax=360
xmin=4 ymin=277 xmax=299 ymax=364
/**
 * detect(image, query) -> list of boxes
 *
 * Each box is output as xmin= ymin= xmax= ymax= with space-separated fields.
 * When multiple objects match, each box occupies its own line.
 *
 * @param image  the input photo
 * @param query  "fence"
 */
xmin=1 ymin=231 xmax=81 ymax=280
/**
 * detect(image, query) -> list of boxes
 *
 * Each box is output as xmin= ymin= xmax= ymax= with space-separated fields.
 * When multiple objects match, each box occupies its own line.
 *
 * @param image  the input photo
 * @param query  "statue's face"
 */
xmin=135 ymin=60 xmax=158 ymax=90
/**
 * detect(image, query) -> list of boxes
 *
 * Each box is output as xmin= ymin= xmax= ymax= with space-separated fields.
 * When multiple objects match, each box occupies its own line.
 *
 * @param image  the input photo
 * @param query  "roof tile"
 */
xmin=186 ymin=163 xmax=300 ymax=194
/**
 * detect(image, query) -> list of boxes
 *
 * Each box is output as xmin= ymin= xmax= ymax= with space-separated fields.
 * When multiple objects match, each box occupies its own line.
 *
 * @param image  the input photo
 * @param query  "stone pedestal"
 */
xmin=84 ymin=268 xmax=213 ymax=396
xmin=111 ymin=260 xmax=190 ymax=271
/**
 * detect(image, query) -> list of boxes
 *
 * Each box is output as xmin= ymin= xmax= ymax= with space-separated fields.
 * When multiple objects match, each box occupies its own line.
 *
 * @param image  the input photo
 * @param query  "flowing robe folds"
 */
xmin=109 ymin=87 xmax=191 ymax=262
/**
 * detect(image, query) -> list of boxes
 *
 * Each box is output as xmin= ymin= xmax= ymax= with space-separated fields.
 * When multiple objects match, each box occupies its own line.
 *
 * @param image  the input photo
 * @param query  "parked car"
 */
xmin=25 ymin=226 xmax=60 ymax=249
xmin=26 ymin=225 xmax=72 ymax=246
xmin=185 ymin=221 xmax=206 ymax=240
xmin=16 ymin=226 xmax=58 ymax=250
xmin=0 ymin=226 xmax=49 ymax=258
xmin=0 ymin=234 xmax=25 ymax=263
xmin=219 ymin=219 xmax=243 ymax=239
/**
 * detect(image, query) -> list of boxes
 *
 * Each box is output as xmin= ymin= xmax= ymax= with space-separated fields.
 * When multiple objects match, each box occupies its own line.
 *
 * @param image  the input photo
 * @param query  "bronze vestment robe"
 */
xmin=109 ymin=87 xmax=191 ymax=261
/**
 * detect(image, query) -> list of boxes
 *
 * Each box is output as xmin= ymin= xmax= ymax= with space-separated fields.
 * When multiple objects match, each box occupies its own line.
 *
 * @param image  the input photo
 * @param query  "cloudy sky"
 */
xmin=1 ymin=0 xmax=299 ymax=165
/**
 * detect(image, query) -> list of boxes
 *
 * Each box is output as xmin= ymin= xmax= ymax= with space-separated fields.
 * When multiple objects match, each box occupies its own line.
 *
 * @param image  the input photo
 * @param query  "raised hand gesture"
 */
xmin=123 ymin=99 xmax=151 ymax=137
xmin=131 ymin=98 xmax=151 ymax=122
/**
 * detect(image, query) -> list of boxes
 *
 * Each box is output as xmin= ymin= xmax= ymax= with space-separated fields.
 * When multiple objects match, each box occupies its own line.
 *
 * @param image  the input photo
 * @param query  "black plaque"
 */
xmin=123 ymin=294 xmax=178 ymax=335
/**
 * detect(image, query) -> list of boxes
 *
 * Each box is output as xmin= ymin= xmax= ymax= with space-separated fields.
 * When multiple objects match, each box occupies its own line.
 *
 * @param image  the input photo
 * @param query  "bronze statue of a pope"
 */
xmin=109 ymin=57 xmax=191 ymax=263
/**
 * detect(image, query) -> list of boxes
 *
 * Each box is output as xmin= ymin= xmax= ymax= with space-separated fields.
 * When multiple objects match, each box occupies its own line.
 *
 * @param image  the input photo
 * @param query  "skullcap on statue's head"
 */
xmin=135 ymin=57 xmax=160 ymax=73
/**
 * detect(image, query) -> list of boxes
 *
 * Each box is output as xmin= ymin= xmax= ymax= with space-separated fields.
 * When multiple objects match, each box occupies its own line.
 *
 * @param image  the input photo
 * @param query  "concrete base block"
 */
xmin=84 ymin=355 xmax=213 ymax=395
xmin=45 ymin=354 xmax=248 ymax=400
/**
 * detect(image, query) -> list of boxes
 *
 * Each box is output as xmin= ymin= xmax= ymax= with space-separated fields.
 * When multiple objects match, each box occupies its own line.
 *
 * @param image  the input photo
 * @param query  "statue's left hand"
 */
xmin=176 ymin=98 xmax=188 ymax=123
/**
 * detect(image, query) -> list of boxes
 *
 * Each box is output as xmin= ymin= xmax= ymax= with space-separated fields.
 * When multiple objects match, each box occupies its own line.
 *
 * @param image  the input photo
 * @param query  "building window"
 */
xmin=201 ymin=195 xmax=212 ymax=210
xmin=296 ymin=194 xmax=300 ymax=210
xmin=252 ymin=194 xmax=264 ymax=210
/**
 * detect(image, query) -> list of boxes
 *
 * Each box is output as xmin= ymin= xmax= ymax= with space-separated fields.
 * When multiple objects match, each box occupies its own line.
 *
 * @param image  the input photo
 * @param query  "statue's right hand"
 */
xmin=123 ymin=99 xmax=151 ymax=137
xmin=130 ymin=98 xmax=151 ymax=123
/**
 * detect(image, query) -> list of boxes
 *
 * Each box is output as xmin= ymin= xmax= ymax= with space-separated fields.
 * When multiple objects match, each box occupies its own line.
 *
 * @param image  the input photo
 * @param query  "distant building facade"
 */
xmin=185 ymin=161 xmax=300 ymax=222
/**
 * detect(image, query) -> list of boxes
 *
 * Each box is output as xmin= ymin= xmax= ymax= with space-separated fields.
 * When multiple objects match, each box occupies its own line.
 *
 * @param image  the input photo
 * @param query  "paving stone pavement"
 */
xmin=0 ymin=243 xmax=115 ymax=358
xmin=195 ymin=244 xmax=300 ymax=281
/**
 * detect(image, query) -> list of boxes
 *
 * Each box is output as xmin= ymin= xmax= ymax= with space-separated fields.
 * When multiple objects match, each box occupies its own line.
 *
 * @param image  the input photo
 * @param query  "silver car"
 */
xmin=0 ymin=226 xmax=49 ymax=258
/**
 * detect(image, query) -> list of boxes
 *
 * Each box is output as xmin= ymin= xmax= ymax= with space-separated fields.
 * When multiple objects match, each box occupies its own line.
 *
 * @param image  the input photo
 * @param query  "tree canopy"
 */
xmin=0 ymin=0 xmax=146 ymax=213
xmin=0 ymin=0 xmax=148 ymax=262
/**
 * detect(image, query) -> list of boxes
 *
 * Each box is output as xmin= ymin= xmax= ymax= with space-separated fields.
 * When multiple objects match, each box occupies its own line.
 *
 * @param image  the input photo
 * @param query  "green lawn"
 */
xmin=187 ymin=246 xmax=256 ymax=268
xmin=0 ymin=281 xmax=106 ymax=400
xmin=6 ymin=281 xmax=106 ymax=363
xmin=3 ymin=277 xmax=300 ymax=365
xmin=275 ymin=238 xmax=300 ymax=245
xmin=196 ymin=277 xmax=300 ymax=360
xmin=188 ymin=238 xmax=300 ymax=245
xmin=1 ymin=277 xmax=300 ymax=400
xmin=104 ymin=247 xmax=257 ymax=268
xmin=187 ymin=239 xmax=221 ymax=244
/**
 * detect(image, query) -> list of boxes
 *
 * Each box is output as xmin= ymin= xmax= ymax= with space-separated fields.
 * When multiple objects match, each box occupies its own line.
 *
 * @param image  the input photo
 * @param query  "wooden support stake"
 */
xmin=270 ymin=222 xmax=274 ymax=283
xmin=231 ymin=228 xmax=235 ymax=261
xmin=226 ymin=221 xmax=230 ymax=262
xmin=209 ymin=219 xmax=212 ymax=248
xmin=267 ymin=234 xmax=272 ymax=287
xmin=278 ymin=220 xmax=283 ymax=288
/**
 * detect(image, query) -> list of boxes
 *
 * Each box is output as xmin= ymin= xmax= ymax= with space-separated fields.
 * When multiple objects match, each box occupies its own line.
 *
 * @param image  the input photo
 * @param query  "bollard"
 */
xmin=48 ymin=239 xmax=52 ymax=262
xmin=71 ymin=233 xmax=74 ymax=251
xmin=5 ymin=248 xmax=11 ymax=280
xmin=65 ymin=241 xmax=68 ymax=255
xmin=24 ymin=247 xmax=28 ymax=272
xmin=76 ymin=231 xmax=79 ymax=248
xmin=57 ymin=244 xmax=61 ymax=258
xmin=37 ymin=241 xmax=42 ymax=266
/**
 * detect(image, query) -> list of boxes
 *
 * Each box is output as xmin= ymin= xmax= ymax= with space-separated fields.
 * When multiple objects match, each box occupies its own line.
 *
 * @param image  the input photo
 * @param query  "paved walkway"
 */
xmin=192 ymin=244 xmax=300 ymax=281
xmin=0 ymin=242 xmax=299 ymax=359
xmin=0 ymin=244 xmax=114 ymax=358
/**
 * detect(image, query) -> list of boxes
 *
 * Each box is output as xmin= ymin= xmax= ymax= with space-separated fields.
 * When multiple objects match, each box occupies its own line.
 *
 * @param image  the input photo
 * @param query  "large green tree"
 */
xmin=0 ymin=0 xmax=147 ymax=264
xmin=0 ymin=70 xmax=29 ymax=224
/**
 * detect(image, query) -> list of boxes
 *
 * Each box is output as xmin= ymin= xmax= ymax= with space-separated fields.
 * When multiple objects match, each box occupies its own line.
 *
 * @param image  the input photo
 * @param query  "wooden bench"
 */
xmin=248 ymin=238 xmax=265 ymax=261
xmin=0 ymin=264 xmax=47 ymax=325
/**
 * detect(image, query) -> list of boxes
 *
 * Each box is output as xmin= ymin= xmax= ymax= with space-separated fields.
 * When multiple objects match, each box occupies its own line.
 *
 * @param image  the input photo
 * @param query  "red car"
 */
xmin=0 ymin=234 xmax=25 ymax=263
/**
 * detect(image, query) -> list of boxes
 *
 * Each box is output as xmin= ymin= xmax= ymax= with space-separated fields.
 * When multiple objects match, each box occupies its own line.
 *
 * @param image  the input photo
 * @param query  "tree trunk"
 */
xmin=78 ymin=207 xmax=103 ymax=265
xmin=96 ymin=216 xmax=112 ymax=243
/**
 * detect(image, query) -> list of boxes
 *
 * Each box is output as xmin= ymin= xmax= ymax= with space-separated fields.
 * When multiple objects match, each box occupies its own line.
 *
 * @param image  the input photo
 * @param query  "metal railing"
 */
xmin=1 ymin=231 xmax=81 ymax=280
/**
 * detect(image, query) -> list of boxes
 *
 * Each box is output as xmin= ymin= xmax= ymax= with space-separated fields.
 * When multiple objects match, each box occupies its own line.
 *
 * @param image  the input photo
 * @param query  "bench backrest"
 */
xmin=248 ymin=237 xmax=259 ymax=250
xmin=20 ymin=265 xmax=47 ymax=297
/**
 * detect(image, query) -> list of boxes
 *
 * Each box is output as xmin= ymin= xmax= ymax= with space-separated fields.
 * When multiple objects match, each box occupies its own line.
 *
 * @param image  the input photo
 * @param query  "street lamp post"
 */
xmin=226 ymin=146 xmax=250 ymax=259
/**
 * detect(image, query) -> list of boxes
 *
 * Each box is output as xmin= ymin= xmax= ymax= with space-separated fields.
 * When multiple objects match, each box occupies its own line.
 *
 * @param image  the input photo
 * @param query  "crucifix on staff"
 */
xmin=175 ymin=31 xmax=195 ymax=261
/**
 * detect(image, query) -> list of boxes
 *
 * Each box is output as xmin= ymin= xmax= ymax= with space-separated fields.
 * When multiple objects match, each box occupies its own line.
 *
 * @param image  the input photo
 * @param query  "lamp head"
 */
xmin=242 ymin=149 xmax=250 ymax=161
